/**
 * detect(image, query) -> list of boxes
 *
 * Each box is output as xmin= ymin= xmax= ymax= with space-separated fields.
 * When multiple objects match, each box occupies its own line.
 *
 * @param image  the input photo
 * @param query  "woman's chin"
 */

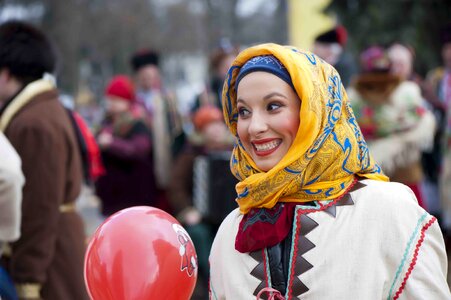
xmin=253 ymin=157 xmax=280 ymax=172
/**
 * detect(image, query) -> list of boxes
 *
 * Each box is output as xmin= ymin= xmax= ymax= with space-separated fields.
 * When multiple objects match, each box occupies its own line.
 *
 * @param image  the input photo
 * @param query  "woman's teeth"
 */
xmin=254 ymin=140 xmax=280 ymax=151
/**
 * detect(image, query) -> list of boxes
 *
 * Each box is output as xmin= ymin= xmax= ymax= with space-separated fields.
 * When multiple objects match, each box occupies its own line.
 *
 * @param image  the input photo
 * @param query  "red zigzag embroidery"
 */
xmin=393 ymin=217 xmax=437 ymax=300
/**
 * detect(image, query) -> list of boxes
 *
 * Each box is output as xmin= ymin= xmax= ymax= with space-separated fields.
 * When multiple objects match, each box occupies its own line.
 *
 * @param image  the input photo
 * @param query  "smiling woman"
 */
xmin=236 ymin=69 xmax=300 ymax=172
xmin=209 ymin=43 xmax=450 ymax=300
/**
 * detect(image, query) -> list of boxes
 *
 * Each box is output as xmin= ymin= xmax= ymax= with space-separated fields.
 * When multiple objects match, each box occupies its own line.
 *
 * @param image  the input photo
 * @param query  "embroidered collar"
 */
xmin=249 ymin=180 xmax=365 ymax=299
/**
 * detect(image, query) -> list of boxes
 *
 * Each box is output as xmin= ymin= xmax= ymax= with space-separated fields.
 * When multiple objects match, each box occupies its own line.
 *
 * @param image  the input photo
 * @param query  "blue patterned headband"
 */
xmin=235 ymin=55 xmax=293 ymax=90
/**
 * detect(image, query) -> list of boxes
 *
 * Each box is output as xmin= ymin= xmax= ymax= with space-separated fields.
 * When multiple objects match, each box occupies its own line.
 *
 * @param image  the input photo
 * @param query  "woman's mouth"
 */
xmin=252 ymin=139 xmax=282 ymax=156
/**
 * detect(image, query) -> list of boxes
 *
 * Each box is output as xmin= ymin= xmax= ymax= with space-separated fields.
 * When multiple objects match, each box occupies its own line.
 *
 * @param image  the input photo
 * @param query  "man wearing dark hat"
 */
xmin=0 ymin=21 xmax=87 ymax=299
xmin=130 ymin=50 xmax=161 ymax=102
xmin=130 ymin=50 xmax=185 ymax=211
xmin=313 ymin=25 xmax=357 ymax=87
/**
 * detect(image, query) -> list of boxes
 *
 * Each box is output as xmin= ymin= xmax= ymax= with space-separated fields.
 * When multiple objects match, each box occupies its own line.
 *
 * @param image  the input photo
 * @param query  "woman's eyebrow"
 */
xmin=263 ymin=92 xmax=287 ymax=100
xmin=237 ymin=92 xmax=287 ymax=104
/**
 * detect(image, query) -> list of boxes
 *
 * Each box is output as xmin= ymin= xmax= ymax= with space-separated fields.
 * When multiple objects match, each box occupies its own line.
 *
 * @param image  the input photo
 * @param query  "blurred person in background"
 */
xmin=168 ymin=105 xmax=235 ymax=299
xmin=191 ymin=42 xmax=239 ymax=112
xmin=74 ymin=87 xmax=104 ymax=132
xmin=0 ymin=132 xmax=24 ymax=300
xmin=426 ymin=24 xmax=451 ymax=237
xmin=187 ymin=43 xmax=238 ymax=148
xmin=58 ymin=93 xmax=105 ymax=186
xmin=312 ymin=25 xmax=357 ymax=88
xmin=130 ymin=49 xmax=185 ymax=212
xmin=95 ymin=75 xmax=156 ymax=216
xmin=387 ymin=42 xmax=441 ymax=217
xmin=0 ymin=132 xmax=24 ymax=257
xmin=387 ymin=43 xmax=416 ymax=81
xmin=347 ymin=46 xmax=435 ymax=209
xmin=0 ymin=20 xmax=88 ymax=300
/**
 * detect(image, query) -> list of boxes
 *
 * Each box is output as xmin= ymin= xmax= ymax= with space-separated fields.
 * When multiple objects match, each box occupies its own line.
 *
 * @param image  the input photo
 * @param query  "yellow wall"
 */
xmin=288 ymin=0 xmax=335 ymax=51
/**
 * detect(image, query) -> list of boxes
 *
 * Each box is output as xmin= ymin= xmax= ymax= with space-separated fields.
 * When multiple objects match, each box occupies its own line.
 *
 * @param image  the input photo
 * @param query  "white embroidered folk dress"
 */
xmin=209 ymin=179 xmax=450 ymax=299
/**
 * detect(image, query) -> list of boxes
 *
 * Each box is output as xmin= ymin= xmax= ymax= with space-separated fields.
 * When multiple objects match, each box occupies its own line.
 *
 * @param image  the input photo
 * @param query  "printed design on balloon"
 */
xmin=172 ymin=224 xmax=197 ymax=277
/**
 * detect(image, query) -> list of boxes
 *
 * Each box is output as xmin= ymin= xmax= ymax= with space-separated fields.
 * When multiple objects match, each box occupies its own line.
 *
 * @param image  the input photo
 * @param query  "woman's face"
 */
xmin=236 ymin=71 xmax=301 ymax=172
xmin=105 ymin=97 xmax=131 ymax=114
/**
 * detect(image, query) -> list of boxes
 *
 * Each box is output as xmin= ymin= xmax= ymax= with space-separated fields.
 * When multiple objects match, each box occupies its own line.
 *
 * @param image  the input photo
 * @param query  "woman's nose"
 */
xmin=248 ymin=111 xmax=268 ymax=135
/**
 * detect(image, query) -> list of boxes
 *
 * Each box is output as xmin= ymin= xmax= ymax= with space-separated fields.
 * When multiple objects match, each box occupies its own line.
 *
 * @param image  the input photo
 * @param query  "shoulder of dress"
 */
xmin=349 ymin=180 xmax=439 ymax=248
xmin=352 ymin=179 xmax=428 ymax=221
xmin=354 ymin=179 xmax=414 ymax=200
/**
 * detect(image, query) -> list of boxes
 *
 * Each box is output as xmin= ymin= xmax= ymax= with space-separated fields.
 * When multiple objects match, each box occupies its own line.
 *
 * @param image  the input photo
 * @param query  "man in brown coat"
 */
xmin=0 ymin=21 xmax=88 ymax=300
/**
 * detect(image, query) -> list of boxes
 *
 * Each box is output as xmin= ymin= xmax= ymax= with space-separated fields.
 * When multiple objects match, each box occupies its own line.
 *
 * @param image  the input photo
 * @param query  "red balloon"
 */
xmin=84 ymin=206 xmax=198 ymax=300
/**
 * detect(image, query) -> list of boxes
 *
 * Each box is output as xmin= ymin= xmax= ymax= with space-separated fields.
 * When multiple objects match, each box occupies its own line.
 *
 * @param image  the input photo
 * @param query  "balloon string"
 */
xmin=256 ymin=287 xmax=285 ymax=300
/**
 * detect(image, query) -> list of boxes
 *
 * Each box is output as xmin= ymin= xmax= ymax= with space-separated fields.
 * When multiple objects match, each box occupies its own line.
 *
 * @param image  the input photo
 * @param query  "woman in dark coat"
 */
xmin=95 ymin=75 xmax=156 ymax=216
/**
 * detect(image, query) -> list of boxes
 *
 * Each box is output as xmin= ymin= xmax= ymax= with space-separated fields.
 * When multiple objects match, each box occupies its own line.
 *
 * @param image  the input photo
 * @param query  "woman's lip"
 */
xmin=251 ymin=139 xmax=281 ymax=156
xmin=251 ymin=138 xmax=278 ymax=144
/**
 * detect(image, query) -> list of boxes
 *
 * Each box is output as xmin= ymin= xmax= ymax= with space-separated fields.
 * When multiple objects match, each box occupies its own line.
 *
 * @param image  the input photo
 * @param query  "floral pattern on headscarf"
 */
xmin=222 ymin=43 xmax=388 ymax=214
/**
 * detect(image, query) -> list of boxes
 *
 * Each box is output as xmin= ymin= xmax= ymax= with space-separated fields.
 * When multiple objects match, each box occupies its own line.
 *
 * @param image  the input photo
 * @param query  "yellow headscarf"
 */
xmin=222 ymin=43 xmax=388 ymax=215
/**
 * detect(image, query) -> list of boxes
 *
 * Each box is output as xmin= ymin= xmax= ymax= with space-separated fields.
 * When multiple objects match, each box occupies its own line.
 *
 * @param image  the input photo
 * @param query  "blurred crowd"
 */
xmin=0 ymin=19 xmax=450 ymax=300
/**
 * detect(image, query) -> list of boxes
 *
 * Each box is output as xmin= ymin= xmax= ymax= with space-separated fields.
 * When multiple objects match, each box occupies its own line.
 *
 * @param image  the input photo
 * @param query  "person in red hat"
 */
xmin=94 ymin=75 xmax=157 ymax=216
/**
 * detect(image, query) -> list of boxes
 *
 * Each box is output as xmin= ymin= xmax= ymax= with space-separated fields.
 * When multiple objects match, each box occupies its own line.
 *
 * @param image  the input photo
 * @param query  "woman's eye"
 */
xmin=267 ymin=103 xmax=282 ymax=111
xmin=238 ymin=107 xmax=250 ymax=117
